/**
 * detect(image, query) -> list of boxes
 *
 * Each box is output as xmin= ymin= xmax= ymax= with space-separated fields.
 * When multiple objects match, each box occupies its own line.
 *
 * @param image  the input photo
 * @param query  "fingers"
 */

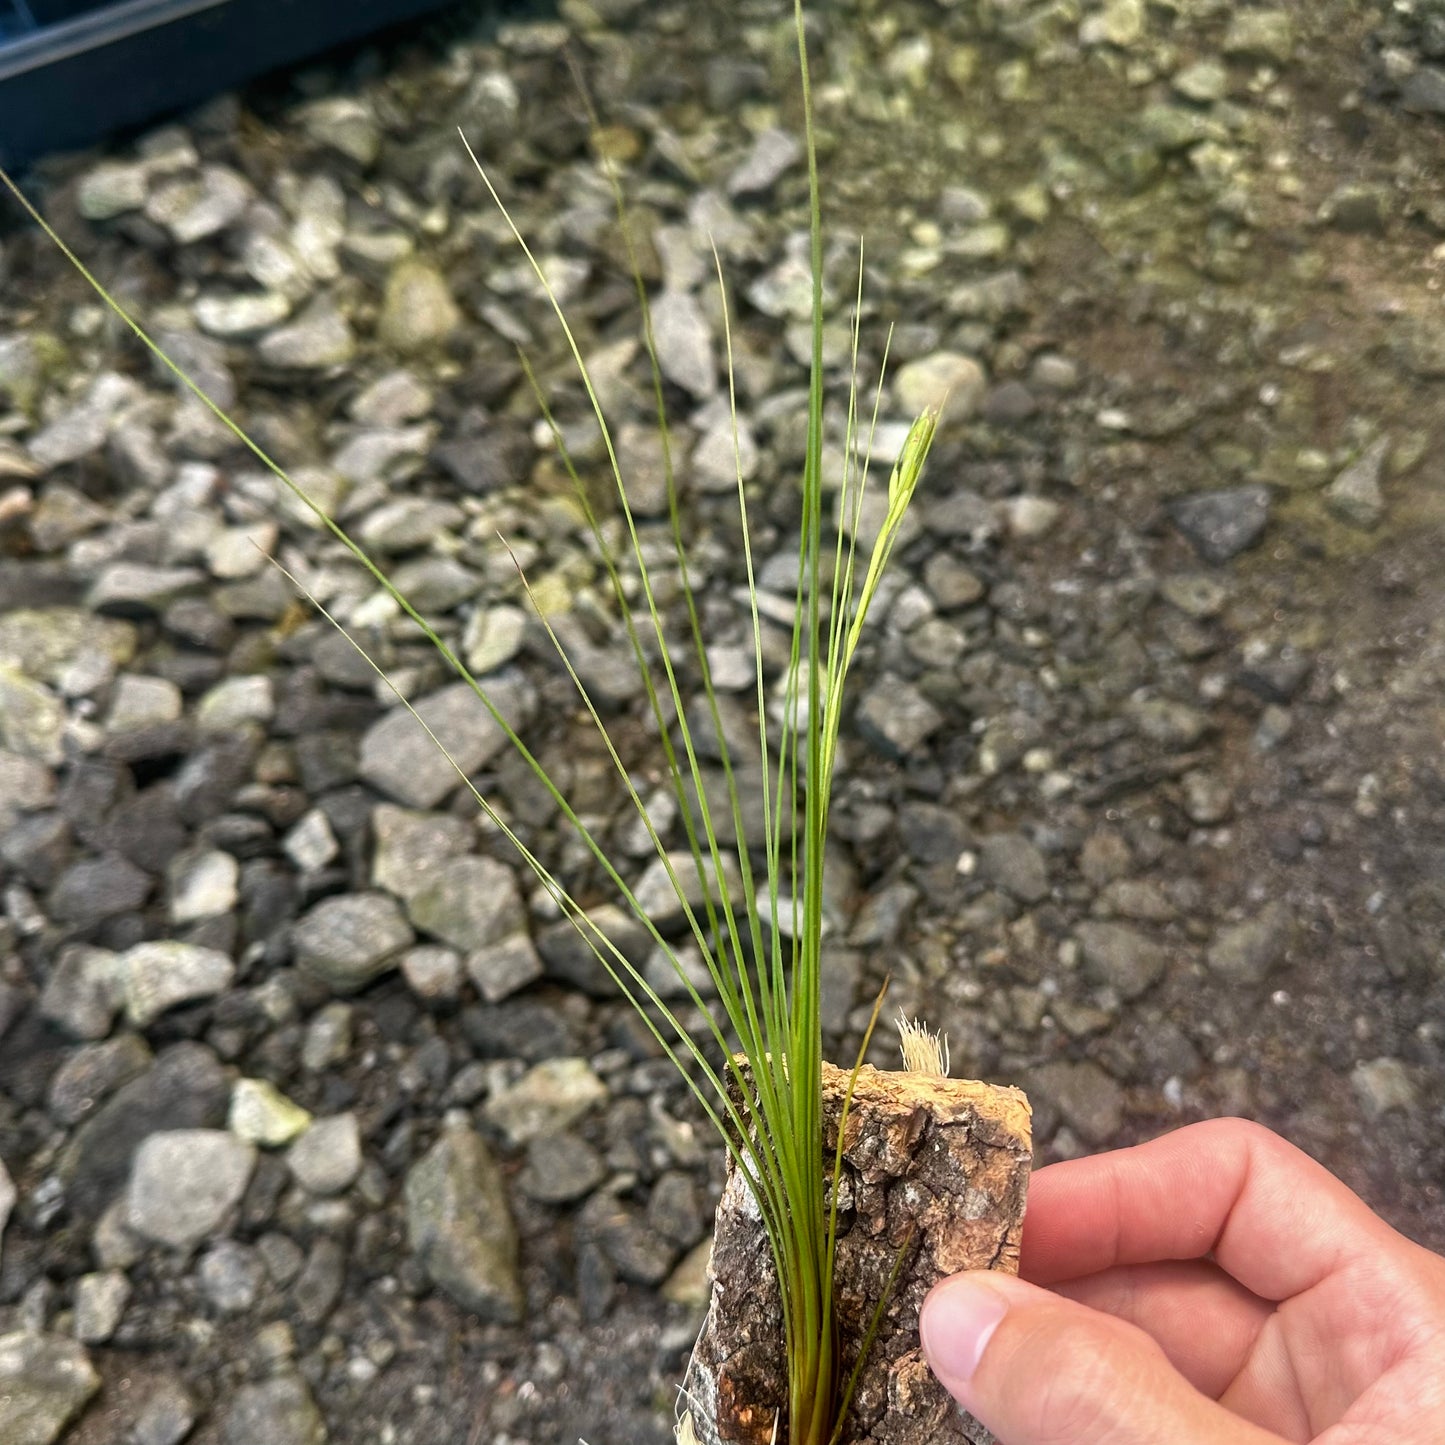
xmin=1052 ymin=1261 xmax=1273 ymax=1399
xmin=920 ymin=1271 xmax=1289 ymax=1445
xmin=1019 ymin=1118 xmax=1397 ymax=1301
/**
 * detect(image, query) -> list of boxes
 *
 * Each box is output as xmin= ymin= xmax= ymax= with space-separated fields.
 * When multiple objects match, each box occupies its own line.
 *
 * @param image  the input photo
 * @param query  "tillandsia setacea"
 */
xmin=1 ymin=3 xmax=942 ymax=1441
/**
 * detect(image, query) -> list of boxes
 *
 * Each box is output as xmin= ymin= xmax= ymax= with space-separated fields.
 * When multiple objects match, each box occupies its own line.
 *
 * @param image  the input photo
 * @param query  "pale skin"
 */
xmin=919 ymin=1118 xmax=1445 ymax=1445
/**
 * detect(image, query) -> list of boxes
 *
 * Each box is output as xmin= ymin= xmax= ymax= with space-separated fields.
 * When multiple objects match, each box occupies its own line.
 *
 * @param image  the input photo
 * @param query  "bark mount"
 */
xmin=682 ymin=1063 xmax=1031 ymax=1445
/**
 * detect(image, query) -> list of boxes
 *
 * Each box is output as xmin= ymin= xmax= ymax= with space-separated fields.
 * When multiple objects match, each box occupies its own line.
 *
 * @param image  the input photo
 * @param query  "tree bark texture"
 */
xmin=681 ymin=1063 xmax=1031 ymax=1445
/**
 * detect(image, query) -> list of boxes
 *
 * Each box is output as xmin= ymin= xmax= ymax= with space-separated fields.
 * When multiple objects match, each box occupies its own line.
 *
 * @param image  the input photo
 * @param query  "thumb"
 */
xmin=919 ymin=1273 xmax=1282 ymax=1445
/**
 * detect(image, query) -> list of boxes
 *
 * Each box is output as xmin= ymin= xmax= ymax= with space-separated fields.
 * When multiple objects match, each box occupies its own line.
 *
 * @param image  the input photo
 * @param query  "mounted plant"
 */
xmin=4 ymin=3 xmax=1030 ymax=1441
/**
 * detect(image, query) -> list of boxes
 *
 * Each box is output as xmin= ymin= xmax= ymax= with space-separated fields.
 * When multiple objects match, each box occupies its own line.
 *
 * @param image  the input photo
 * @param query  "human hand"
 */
xmin=919 ymin=1118 xmax=1445 ymax=1443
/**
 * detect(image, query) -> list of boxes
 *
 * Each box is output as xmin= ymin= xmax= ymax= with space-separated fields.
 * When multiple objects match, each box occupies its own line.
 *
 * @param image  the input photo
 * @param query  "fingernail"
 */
xmin=919 ymin=1276 xmax=1010 ymax=1385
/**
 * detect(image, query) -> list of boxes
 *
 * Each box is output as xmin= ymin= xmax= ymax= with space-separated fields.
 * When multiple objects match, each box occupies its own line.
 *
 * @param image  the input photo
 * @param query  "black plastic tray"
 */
xmin=0 ymin=0 xmax=464 ymax=166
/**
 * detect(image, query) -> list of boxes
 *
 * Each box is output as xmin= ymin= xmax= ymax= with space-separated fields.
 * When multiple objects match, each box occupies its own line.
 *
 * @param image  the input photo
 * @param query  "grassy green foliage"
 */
xmin=2 ymin=4 xmax=937 ymax=1439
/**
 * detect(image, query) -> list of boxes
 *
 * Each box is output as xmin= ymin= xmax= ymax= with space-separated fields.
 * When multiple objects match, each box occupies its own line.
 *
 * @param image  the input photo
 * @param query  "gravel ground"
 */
xmin=1 ymin=1 xmax=1443 ymax=1443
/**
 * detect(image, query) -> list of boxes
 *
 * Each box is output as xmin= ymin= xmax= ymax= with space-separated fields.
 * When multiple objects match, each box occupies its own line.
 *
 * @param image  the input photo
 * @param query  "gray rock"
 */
xmin=154 ymin=325 xmax=237 ymax=408
xmin=747 ymin=250 xmax=814 ymax=319
xmin=286 ymin=1113 xmax=362 ymax=1196
xmin=1182 ymin=769 xmax=1233 ymax=825
xmin=39 ymin=947 xmax=124 ymax=1040
xmin=330 ymin=423 xmax=433 ymax=486
xmin=370 ymin=804 xmax=473 ymax=900
xmin=130 ymin=1375 xmax=196 ymax=1445
xmin=59 ymin=1043 xmax=229 ymax=1224
xmin=283 ymin=808 xmax=339 ymax=873
xmin=144 ymin=166 xmax=252 ymax=242
xmin=106 ymin=674 xmax=183 ymax=732
xmin=924 ymin=487 xmax=995 ymax=543
xmin=727 ymin=127 xmax=803 ymax=200
xmin=1159 ymin=572 xmax=1230 ymax=619
xmin=49 ymin=854 xmax=152 ymax=927
xmin=76 ymin=162 xmax=149 ymax=220
xmin=898 ymin=801 xmax=970 ymax=865
xmin=537 ymin=902 xmax=651 ymax=996
xmin=357 ymin=497 xmax=464 ymax=554
xmin=228 ymin=1078 xmax=311 ymax=1146
xmin=0 ymin=1331 xmax=101 ymax=1445
xmin=894 ymin=351 xmax=986 ymax=420
xmin=292 ymin=892 xmax=414 ymax=993
xmin=1394 ymin=318 xmax=1445 ymax=379
xmin=849 ymin=880 xmax=918 ymax=947
xmin=463 ymin=604 xmax=529 ymax=676
xmin=578 ymin=1190 xmax=678 ymax=1285
xmin=167 ymin=849 xmax=241 ymax=924
xmin=631 ymin=850 xmax=742 ymax=934
xmin=121 ymin=941 xmax=235 ymax=1027
xmin=405 ymin=1115 xmax=523 ymax=1323
xmin=647 ymin=1170 xmax=704 ymax=1248
xmin=481 ymin=1058 xmax=608 ymax=1146
xmin=125 ymin=1129 xmax=256 ymax=1249
xmin=614 ymin=420 xmax=678 ymax=518
xmin=26 ymin=373 xmax=139 ymax=470
xmin=855 ymin=678 xmax=944 ymax=758
xmin=0 ymin=334 xmax=43 ymax=413
xmin=0 ymin=1156 xmax=13 ymax=1274
xmin=46 ymin=1034 xmax=152 ymax=1126
xmin=257 ymin=1233 xmax=304 ymax=1286
xmin=378 ymin=259 xmax=462 ymax=353
xmin=0 ymin=607 xmax=137 ymax=683
xmin=542 ymin=614 xmax=646 ymax=709
xmin=1032 ymin=1061 xmax=1125 ymax=1145
xmin=922 ymin=554 xmax=985 ymax=611
xmin=1030 ymin=353 xmax=1080 ymax=390
xmin=197 ymin=1240 xmax=264 ymax=1313
xmin=219 ymin=1373 xmax=326 ymax=1445
xmin=196 ymin=675 xmax=275 ymax=730
xmin=517 ymin=1131 xmax=607 ymax=1204
xmin=291 ymin=1236 xmax=345 ymax=1325
xmin=387 ymin=556 xmax=479 ymax=614
xmin=432 ymin=426 xmax=533 ymax=494
xmin=1223 ymin=9 xmax=1293 ymax=63
xmin=1168 ymin=487 xmax=1271 ymax=563
xmin=297 ymin=96 xmax=380 ymax=165
xmin=978 ymin=833 xmax=1050 ymax=903
xmin=1081 ymin=0 xmax=1143 ymax=46
xmin=692 ymin=412 xmax=759 ymax=492
xmin=0 ymin=667 xmax=63 ymax=763
xmin=650 ymin=291 xmax=716 ymax=398
xmin=257 ymin=301 xmax=356 ymax=370
xmin=1403 ymin=66 xmax=1445 ymax=116
xmin=1325 ymin=438 xmax=1388 ymax=529
xmin=73 ymin=1270 xmax=130 ymax=1343
xmin=194 ymin=291 xmax=292 ymax=338
xmin=1098 ymin=872 xmax=1179 ymax=919
xmin=1320 ymin=185 xmax=1390 ymax=235
xmin=1002 ymin=494 xmax=1059 ymax=538
xmin=301 ymin=1003 xmax=353 ymax=1073
xmin=359 ymin=676 xmax=534 ymax=809
xmin=1206 ymin=902 xmax=1293 ymax=984
xmin=88 ymin=564 xmax=205 ymax=618
xmin=1128 ymin=697 xmax=1212 ymax=748
xmin=407 ymin=856 xmax=524 ymax=953
xmin=0 ymin=750 xmax=55 ymax=832
xmin=1077 ymin=921 xmax=1167 ymax=999
xmin=0 ymin=984 xmax=24 ymax=1042
xmin=1172 ymin=58 xmax=1229 ymax=103
xmin=1351 ymin=1057 xmax=1417 ymax=1118
xmin=467 ymin=932 xmax=545 ymax=1004
xmin=401 ymin=944 xmax=464 ymax=1003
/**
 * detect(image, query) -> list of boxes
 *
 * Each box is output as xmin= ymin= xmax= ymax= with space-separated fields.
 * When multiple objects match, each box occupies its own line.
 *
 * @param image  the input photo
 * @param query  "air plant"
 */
xmin=2 ymin=3 xmax=942 ymax=1441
